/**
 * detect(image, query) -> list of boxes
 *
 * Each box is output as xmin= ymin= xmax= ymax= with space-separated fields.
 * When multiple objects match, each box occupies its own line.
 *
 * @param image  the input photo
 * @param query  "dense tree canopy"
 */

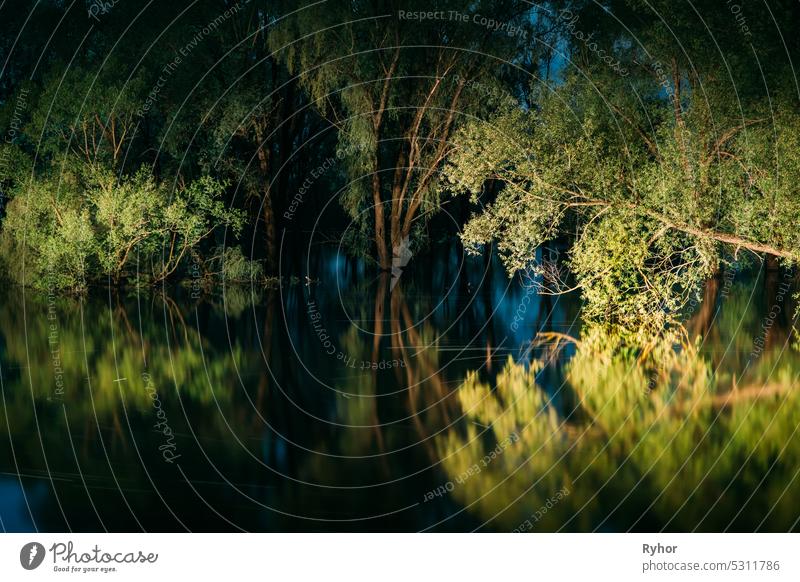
xmin=269 ymin=0 xmax=546 ymax=267
xmin=0 ymin=0 xmax=315 ymax=289
xmin=0 ymin=0 xmax=798 ymax=320
xmin=445 ymin=0 xmax=800 ymax=337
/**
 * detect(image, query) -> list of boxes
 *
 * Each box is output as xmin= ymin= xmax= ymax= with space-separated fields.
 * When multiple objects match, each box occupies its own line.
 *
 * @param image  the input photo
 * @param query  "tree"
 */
xmin=445 ymin=0 xmax=800 ymax=337
xmin=270 ymin=0 xmax=542 ymax=268
xmin=0 ymin=1 xmax=270 ymax=289
xmin=1 ymin=162 xmax=243 ymax=292
xmin=154 ymin=0 xmax=317 ymax=273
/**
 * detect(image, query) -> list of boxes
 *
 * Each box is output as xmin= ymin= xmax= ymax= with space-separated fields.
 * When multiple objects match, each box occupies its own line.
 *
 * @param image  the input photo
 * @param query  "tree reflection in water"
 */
xmin=1 ymin=255 xmax=798 ymax=531
xmin=434 ymin=311 xmax=800 ymax=531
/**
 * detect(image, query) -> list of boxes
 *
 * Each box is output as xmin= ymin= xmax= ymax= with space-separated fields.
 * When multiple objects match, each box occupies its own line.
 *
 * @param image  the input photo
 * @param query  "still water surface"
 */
xmin=1 ymin=245 xmax=798 ymax=531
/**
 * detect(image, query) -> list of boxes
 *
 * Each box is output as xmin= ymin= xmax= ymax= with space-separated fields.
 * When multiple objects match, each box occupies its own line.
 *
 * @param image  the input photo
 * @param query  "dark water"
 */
xmin=1 ymin=245 xmax=799 ymax=532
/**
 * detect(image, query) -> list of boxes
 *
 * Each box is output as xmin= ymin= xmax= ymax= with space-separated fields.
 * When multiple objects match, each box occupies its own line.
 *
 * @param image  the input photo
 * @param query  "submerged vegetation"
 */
xmin=0 ymin=0 xmax=799 ymax=532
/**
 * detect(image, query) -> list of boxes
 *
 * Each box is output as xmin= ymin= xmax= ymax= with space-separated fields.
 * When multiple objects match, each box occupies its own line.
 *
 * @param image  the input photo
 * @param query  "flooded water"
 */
xmin=1 ymin=244 xmax=798 ymax=531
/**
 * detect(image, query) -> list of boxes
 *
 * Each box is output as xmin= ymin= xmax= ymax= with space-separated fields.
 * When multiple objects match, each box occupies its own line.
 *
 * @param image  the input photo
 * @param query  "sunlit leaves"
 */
xmin=1 ymin=164 xmax=243 ymax=291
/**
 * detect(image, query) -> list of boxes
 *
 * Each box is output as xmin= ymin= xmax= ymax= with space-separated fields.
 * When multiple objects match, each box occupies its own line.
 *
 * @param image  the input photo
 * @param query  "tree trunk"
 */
xmin=689 ymin=271 xmax=720 ymax=340
xmin=255 ymin=138 xmax=277 ymax=274
xmin=399 ymin=207 xmax=418 ymax=245
xmin=373 ymin=168 xmax=390 ymax=270
xmin=262 ymin=193 xmax=277 ymax=272
xmin=389 ymin=150 xmax=406 ymax=253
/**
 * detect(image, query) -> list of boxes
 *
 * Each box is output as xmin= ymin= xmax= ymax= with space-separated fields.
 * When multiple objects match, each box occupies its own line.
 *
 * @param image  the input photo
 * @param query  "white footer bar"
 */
xmin=1 ymin=533 xmax=796 ymax=581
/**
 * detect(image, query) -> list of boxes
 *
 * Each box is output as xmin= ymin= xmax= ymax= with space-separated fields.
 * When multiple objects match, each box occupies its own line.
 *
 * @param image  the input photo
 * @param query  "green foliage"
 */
xmin=436 ymin=329 xmax=800 ymax=530
xmin=1 ymin=166 xmax=95 ymax=291
xmin=0 ymin=164 xmax=244 ymax=292
xmin=270 ymin=0 xmax=542 ymax=264
xmin=0 ymin=291 xmax=256 ymax=434
xmin=27 ymin=63 xmax=146 ymax=166
xmin=569 ymin=212 xmax=716 ymax=335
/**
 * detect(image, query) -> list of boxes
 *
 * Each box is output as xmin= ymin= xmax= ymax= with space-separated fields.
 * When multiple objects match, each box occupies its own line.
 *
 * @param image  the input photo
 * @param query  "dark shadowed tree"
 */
xmin=269 ymin=0 xmax=548 ymax=268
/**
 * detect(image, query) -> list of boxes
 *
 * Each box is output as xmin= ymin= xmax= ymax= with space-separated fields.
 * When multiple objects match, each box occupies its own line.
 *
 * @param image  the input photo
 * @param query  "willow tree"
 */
xmin=269 ymin=0 xmax=542 ymax=268
xmin=154 ymin=0 xmax=317 ymax=274
xmin=445 ymin=0 xmax=800 ymax=338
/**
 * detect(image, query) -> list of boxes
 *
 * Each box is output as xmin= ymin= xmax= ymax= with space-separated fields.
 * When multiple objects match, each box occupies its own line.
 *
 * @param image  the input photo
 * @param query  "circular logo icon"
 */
xmin=20 ymin=542 xmax=46 ymax=570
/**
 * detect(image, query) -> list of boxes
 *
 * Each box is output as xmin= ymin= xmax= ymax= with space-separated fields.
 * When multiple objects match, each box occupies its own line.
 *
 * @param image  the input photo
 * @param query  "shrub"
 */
xmin=206 ymin=245 xmax=265 ymax=283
